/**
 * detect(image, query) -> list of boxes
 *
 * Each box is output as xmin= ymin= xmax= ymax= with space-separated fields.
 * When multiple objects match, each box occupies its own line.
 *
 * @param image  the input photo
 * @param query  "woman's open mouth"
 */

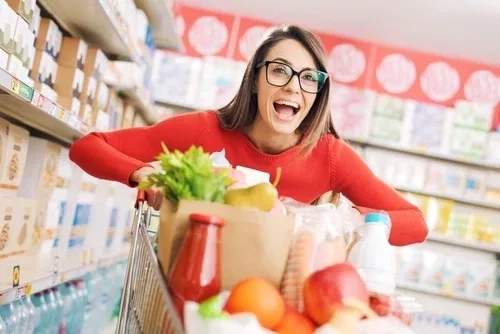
xmin=273 ymin=100 xmax=300 ymax=121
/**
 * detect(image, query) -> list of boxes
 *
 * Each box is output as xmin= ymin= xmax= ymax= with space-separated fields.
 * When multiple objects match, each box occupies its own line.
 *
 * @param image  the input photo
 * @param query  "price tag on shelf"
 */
xmin=25 ymin=284 xmax=32 ymax=297
xmin=48 ymin=103 xmax=57 ymax=116
xmin=53 ymin=256 xmax=59 ymax=275
xmin=12 ymin=265 xmax=20 ymax=287
xmin=10 ymin=77 xmax=20 ymax=95
xmin=82 ymin=250 xmax=88 ymax=265
xmin=60 ymin=273 xmax=66 ymax=283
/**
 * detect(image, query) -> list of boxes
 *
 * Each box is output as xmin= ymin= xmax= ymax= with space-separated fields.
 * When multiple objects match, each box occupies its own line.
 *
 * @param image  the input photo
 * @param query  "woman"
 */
xmin=69 ymin=25 xmax=428 ymax=246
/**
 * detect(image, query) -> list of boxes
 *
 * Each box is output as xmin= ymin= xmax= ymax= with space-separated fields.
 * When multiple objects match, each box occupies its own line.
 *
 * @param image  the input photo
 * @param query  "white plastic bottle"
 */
xmin=0 ymin=313 xmax=6 ymax=334
xmin=347 ymin=212 xmax=396 ymax=295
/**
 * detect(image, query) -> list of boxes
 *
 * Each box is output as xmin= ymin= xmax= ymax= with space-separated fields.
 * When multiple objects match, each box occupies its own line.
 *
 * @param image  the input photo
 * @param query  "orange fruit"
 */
xmin=274 ymin=307 xmax=316 ymax=334
xmin=224 ymin=277 xmax=286 ymax=329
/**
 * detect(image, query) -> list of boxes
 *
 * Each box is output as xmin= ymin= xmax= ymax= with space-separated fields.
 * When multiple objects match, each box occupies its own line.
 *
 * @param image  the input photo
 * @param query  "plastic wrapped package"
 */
xmin=279 ymin=201 xmax=350 ymax=311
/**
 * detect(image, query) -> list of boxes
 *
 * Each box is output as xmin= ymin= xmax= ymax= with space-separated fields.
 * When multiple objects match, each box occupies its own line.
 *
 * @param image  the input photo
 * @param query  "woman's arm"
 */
xmin=69 ymin=111 xmax=210 ymax=186
xmin=331 ymin=140 xmax=429 ymax=246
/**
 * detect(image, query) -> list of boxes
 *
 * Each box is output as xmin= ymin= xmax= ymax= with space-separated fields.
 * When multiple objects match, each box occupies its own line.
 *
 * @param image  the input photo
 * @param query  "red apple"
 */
xmin=303 ymin=263 xmax=370 ymax=326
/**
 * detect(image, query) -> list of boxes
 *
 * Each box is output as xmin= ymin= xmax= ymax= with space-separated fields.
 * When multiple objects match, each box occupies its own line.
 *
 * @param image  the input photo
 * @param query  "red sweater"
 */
xmin=69 ymin=110 xmax=428 ymax=246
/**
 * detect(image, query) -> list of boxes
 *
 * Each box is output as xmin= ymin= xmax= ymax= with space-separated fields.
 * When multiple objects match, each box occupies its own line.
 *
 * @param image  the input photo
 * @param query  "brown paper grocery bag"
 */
xmin=157 ymin=199 xmax=295 ymax=290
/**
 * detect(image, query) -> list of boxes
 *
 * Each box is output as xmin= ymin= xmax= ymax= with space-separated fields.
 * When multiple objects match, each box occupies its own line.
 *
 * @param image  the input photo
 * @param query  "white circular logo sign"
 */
xmin=376 ymin=54 xmax=416 ymax=94
xmin=238 ymin=26 xmax=268 ymax=60
xmin=464 ymin=70 xmax=500 ymax=104
xmin=328 ymin=43 xmax=366 ymax=84
xmin=420 ymin=62 xmax=460 ymax=102
xmin=188 ymin=16 xmax=229 ymax=56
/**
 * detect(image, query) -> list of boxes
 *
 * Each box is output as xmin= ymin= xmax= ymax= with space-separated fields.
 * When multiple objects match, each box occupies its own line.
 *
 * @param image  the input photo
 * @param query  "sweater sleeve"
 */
xmin=69 ymin=111 xmax=211 ymax=186
xmin=331 ymin=139 xmax=429 ymax=246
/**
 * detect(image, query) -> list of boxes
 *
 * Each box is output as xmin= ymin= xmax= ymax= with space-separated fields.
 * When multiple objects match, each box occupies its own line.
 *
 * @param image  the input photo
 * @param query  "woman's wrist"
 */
xmin=130 ymin=166 xmax=155 ymax=184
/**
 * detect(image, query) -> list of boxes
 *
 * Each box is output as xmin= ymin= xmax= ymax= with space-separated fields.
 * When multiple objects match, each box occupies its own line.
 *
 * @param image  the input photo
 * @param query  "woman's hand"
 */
xmin=130 ymin=164 xmax=164 ymax=210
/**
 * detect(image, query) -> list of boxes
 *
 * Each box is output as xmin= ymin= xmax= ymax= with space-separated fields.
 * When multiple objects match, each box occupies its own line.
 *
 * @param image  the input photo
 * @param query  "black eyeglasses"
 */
xmin=256 ymin=61 xmax=328 ymax=94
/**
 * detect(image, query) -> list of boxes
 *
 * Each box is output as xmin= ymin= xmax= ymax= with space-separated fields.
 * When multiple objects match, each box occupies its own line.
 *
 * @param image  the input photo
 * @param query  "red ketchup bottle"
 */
xmin=168 ymin=213 xmax=225 ymax=320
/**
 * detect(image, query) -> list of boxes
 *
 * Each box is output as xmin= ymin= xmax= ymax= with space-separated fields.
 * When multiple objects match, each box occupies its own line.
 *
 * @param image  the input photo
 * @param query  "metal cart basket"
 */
xmin=115 ymin=190 xmax=184 ymax=334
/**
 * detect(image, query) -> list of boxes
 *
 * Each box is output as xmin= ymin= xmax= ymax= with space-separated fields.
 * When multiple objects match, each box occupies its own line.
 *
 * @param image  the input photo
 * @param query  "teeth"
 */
xmin=275 ymin=100 xmax=299 ymax=109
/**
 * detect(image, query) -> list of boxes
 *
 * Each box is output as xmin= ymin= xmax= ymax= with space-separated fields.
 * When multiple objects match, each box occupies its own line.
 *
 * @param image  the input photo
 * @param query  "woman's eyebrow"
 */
xmin=270 ymin=57 xmax=293 ymax=65
xmin=270 ymin=57 xmax=317 ymax=71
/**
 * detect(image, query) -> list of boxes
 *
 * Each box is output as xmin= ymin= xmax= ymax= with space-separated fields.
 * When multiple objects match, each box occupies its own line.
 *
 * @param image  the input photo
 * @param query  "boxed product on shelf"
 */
xmin=407 ymin=102 xmax=452 ymax=153
xmin=79 ymin=75 xmax=97 ymax=125
xmin=108 ymin=96 xmax=124 ymax=130
xmin=329 ymin=83 xmax=375 ymax=140
xmin=28 ymin=3 xmax=39 ymax=36
xmin=0 ymin=197 xmax=36 ymax=260
xmin=34 ymin=18 xmax=61 ymax=60
xmin=12 ymin=197 xmax=36 ymax=256
xmin=0 ymin=199 xmax=15 ymax=259
xmin=5 ymin=0 xmax=35 ymax=25
xmin=121 ymin=103 xmax=135 ymax=129
xmin=486 ymin=131 xmax=500 ymax=162
xmin=51 ymin=147 xmax=73 ymax=249
xmin=0 ymin=49 xmax=7 ymax=70
xmin=7 ymin=13 xmax=34 ymax=83
xmin=58 ymin=37 xmax=87 ymax=70
xmin=93 ymin=80 xmax=109 ymax=111
xmin=0 ymin=119 xmax=29 ymax=197
xmin=84 ymin=47 xmax=108 ymax=80
xmin=463 ymin=169 xmax=487 ymax=201
xmin=0 ymin=0 xmax=17 ymax=54
xmin=67 ymin=172 xmax=98 ymax=253
xmin=484 ymin=171 xmax=500 ymax=203
xmin=30 ymin=49 xmax=58 ymax=100
xmin=454 ymin=100 xmax=495 ymax=132
xmin=448 ymin=126 xmax=488 ymax=159
xmin=54 ymin=66 xmax=85 ymax=114
xmin=18 ymin=137 xmax=62 ymax=200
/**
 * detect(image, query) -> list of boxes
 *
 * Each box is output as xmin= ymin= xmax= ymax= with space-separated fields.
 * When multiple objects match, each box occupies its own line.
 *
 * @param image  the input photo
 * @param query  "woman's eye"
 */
xmin=272 ymin=66 xmax=288 ymax=74
xmin=302 ymin=73 xmax=318 ymax=82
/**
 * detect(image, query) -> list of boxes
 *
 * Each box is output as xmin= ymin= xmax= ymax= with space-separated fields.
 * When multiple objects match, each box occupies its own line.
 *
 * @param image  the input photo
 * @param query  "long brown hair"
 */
xmin=217 ymin=24 xmax=339 ymax=156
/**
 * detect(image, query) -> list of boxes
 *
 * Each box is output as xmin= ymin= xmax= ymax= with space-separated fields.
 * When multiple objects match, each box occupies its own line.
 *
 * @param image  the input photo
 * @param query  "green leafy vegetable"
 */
xmin=139 ymin=144 xmax=234 ymax=204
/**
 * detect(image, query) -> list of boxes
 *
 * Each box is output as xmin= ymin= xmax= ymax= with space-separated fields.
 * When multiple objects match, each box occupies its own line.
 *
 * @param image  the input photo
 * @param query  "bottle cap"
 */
xmin=365 ymin=212 xmax=390 ymax=225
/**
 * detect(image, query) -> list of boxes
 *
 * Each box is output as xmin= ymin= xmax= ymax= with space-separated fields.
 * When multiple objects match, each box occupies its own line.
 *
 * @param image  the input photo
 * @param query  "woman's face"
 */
xmin=255 ymin=39 xmax=319 ymax=136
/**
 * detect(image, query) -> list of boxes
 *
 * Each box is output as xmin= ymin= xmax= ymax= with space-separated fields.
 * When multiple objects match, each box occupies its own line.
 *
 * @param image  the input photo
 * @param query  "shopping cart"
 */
xmin=115 ymin=190 xmax=184 ymax=334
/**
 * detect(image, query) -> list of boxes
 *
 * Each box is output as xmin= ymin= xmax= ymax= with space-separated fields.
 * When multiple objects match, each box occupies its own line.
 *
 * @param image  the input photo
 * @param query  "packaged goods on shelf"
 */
xmin=83 ymin=47 xmax=108 ymax=80
xmin=396 ymin=244 xmax=498 ymax=303
xmin=0 ymin=0 xmax=18 ymax=56
xmin=329 ymin=84 xmax=375 ymax=140
xmin=6 ymin=0 xmax=35 ymax=24
xmin=0 ymin=118 xmax=29 ymax=197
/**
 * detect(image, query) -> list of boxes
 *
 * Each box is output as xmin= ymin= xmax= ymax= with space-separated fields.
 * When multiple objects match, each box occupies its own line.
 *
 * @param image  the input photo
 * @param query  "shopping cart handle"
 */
xmin=135 ymin=190 xmax=148 ymax=208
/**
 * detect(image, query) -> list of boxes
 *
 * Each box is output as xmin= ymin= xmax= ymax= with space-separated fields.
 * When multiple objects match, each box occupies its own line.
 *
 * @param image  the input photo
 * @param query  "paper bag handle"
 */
xmin=135 ymin=190 xmax=147 ymax=209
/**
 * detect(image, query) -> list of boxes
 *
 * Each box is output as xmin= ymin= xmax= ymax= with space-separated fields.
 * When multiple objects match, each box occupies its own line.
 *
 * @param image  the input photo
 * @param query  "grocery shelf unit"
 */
xmin=0 ymin=0 xmax=180 ymax=331
xmin=135 ymin=0 xmax=182 ymax=50
xmin=0 ymin=68 xmax=85 ymax=146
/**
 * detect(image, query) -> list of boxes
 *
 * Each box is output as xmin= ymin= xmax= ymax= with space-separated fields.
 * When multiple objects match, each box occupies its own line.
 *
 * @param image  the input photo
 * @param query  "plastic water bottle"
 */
xmin=74 ymin=280 xmax=89 ymax=332
xmin=32 ymin=292 xmax=49 ymax=333
xmin=0 ymin=312 xmax=7 ymax=334
xmin=0 ymin=303 xmax=21 ymax=333
xmin=52 ymin=288 xmax=65 ymax=333
xmin=15 ymin=300 xmax=28 ymax=334
xmin=22 ymin=296 xmax=37 ymax=334
xmin=44 ymin=289 xmax=59 ymax=333
xmin=347 ymin=212 xmax=397 ymax=295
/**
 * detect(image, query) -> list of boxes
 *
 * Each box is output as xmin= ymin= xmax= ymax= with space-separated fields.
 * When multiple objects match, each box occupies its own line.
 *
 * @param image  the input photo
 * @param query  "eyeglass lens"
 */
xmin=266 ymin=62 xmax=325 ymax=93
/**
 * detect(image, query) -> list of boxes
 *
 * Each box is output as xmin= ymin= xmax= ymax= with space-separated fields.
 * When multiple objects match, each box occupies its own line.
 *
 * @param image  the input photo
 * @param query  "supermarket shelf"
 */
xmin=38 ymin=0 xmax=137 ymax=61
xmin=427 ymin=234 xmax=500 ymax=254
xmin=135 ymin=0 xmax=182 ymax=50
xmin=0 ymin=69 xmax=85 ymax=146
xmin=155 ymin=100 xmax=199 ymax=113
xmin=0 ymin=251 xmax=128 ymax=307
xmin=347 ymin=137 xmax=500 ymax=171
xmin=112 ymin=85 xmax=159 ymax=124
xmin=395 ymin=185 xmax=500 ymax=211
xmin=397 ymin=282 xmax=500 ymax=307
